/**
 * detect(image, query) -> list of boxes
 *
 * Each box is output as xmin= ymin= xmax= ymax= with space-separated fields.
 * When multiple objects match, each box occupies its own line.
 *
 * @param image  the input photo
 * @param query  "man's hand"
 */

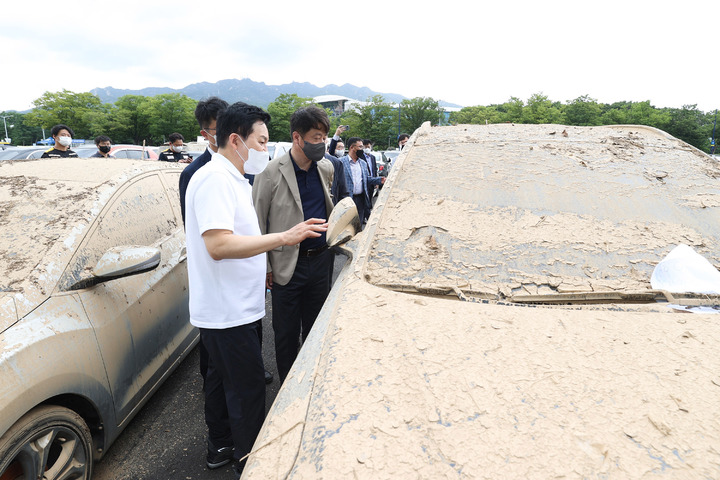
xmin=282 ymin=218 xmax=328 ymax=246
xmin=334 ymin=126 xmax=345 ymax=138
xmin=381 ymin=177 xmax=386 ymax=184
xmin=266 ymin=272 xmax=273 ymax=290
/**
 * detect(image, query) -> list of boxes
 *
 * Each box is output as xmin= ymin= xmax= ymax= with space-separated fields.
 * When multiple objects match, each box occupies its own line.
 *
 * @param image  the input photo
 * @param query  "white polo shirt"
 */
xmin=185 ymin=152 xmax=266 ymax=329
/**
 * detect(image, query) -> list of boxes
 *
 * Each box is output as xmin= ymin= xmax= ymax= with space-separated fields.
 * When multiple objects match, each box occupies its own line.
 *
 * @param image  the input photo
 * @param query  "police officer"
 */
xmin=41 ymin=124 xmax=79 ymax=158
xmin=159 ymin=132 xmax=193 ymax=163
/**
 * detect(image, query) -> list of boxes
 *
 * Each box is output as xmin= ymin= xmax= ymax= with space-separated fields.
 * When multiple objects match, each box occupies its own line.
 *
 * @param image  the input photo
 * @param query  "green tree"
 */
xmin=24 ymin=89 xmax=106 ymax=139
xmin=665 ymin=105 xmax=710 ymax=150
xmin=449 ymin=105 xmax=504 ymax=125
xmin=111 ymin=95 xmax=153 ymax=144
xmin=266 ymin=93 xmax=315 ymax=142
xmin=564 ymin=95 xmax=602 ymax=126
xmin=499 ymin=97 xmax=525 ymax=123
xmin=0 ymin=111 xmax=44 ymax=145
xmin=336 ymin=95 xmax=397 ymax=147
xmin=399 ymin=97 xmax=443 ymax=134
xmin=522 ymin=93 xmax=563 ymax=124
xmin=140 ymin=93 xmax=197 ymax=145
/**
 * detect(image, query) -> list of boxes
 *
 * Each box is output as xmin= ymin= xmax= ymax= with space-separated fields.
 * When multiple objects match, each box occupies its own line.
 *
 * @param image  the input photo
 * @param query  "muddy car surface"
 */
xmin=0 ymin=158 xmax=197 ymax=479
xmin=244 ymin=123 xmax=720 ymax=478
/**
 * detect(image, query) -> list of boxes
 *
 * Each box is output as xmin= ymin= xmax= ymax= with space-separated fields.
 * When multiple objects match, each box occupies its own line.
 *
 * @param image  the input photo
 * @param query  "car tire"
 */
xmin=0 ymin=405 xmax=93 ymax=480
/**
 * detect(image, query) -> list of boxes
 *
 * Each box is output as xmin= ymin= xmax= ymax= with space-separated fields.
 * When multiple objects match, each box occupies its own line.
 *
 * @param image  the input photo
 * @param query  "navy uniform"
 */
xmin=158 ymin=148 xmax=193 ymax=162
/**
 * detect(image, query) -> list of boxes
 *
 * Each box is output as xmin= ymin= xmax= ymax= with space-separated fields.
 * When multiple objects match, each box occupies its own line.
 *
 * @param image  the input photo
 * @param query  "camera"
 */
xmin=341 ymin=125 xmax=349 ymax=131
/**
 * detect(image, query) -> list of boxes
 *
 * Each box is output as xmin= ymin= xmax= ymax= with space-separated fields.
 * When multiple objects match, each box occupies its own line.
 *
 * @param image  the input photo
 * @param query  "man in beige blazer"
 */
xmin=253 ymin=106 xmax=335 ymax=382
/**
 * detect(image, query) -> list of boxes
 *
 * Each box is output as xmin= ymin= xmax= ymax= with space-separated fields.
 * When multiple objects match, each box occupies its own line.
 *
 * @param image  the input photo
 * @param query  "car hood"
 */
xmin=247 ymin=270 xmax=720 ymax=478
xmin=0 ymin=292 xmax=17 ymax=333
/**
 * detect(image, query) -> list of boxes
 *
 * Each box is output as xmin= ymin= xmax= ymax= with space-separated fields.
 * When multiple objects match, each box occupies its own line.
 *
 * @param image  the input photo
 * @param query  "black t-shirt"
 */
xmin=158 ymin=149 xmax=193 ymax=162
xmin=40 ymin=148 xmax=79 ymax=158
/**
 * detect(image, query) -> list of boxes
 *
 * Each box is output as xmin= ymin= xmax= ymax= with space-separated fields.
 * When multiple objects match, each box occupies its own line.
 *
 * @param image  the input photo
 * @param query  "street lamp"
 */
xmin=1 ymin=115 xmax=12 ymax=144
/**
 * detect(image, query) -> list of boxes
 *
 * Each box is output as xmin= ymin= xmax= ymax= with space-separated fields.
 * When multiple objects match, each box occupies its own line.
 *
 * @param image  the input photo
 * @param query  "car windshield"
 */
xmin=364 ymin=124 xmax=720 ymax=302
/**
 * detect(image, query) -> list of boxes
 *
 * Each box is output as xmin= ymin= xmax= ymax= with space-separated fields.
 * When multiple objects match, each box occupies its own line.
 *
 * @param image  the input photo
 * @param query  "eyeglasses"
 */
xmin=203 ymin=127 xmax=217 ymax=133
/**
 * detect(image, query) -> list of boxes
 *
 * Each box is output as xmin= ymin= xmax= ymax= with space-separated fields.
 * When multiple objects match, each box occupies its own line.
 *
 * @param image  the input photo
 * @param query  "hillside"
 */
xmin=90 ymin=78 xmax=462 ymax=109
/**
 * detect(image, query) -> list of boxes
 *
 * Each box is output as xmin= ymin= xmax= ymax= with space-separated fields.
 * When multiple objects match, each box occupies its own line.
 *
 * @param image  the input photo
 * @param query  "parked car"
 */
xmin=0 ymin=158 xmax=197 ymax=478
xmin=268 ymin=141 xmax=292 ymax=159
xmin=73 ymin=144 xmax=159 ymax=160
xmin=0 ymin=146 xmax=49 ymax=160
xmin=379 ymin=149 xmax=400 ymax=175
xmin=244 ymin=123 xmax=720 ymax=478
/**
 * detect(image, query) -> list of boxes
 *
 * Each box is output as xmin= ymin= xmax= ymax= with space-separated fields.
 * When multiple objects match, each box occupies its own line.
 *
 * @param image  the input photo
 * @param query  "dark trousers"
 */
xmin=352 ymin=194 xmax=366 ymax=229
xmin=200 ymin=321 xmax=265 ymax=460
xmin=271 ymin=249 xmax=331 ymax=382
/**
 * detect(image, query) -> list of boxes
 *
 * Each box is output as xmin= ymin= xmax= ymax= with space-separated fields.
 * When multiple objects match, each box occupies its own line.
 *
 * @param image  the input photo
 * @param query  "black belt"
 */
xmin=353 ymin=194 xmax=363 ymax=198
xmin=299 ymin=244 xmax=328 ymax=257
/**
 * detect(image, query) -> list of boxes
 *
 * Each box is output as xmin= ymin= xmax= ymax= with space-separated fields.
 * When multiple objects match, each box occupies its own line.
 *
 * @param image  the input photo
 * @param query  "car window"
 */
xmin=125 ymin=149 xmax=143 ymax=160
xmin=0 ymin=149 xmax=20 ymax=160
xmin=60 ymin=174 xmax=178 ymax=290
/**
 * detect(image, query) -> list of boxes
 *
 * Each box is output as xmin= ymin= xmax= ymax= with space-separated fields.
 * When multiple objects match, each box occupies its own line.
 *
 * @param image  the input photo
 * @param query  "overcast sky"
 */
xmin=2 ymin=0 xmax=717 ymax=113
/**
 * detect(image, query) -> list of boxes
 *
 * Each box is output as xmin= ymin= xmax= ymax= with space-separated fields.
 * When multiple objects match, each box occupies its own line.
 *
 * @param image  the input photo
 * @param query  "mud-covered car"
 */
xmin=244 ymin=124 xmax=720 ymax=478
xmin=0 ymin=158 xmax=197 ymax=478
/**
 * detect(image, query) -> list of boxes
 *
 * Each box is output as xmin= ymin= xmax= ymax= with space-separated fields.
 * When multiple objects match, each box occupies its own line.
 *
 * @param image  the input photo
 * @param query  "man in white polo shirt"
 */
xmin=185 ymin=102 xmax=327 ymax=478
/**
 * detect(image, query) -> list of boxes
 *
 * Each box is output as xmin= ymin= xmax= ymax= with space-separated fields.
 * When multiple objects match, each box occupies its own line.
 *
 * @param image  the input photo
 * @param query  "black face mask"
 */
xmin=99 ymin=145 xmax=111 ymax=154
xmin=355 ymin=149 xmax=365 ymax=160
xmin=302 ymin=140 xmax=326 ymax=162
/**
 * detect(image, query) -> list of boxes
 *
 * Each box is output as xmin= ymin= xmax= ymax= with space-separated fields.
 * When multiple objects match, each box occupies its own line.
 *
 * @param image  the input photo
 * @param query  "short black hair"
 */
xmin=290 ymin=106 xmax=330 ymax=138
xmin=398 ymin=133 xmax=410 ymax=142
xmin=363 ymin=139 xmax=373 ymax=146
xmin=216 ymin=102 xmax=271 ymax=148
xmin=51 ymin=124 xmax=74 ymax=137
xmin=346 ymin=136 xmax=363 ymax=148
xmin=195 ymin=96 xmax=229 ymax=129
xmin=168 ymin=132 xmax=184 ymax=143
xmin=94 ymin=135 xmax=112 ymax=145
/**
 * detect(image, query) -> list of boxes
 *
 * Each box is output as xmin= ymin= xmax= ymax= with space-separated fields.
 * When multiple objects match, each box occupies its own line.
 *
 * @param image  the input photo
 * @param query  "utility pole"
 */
xmin=1 ymin=115 xmax=11 ymax=143
xmin=398 ymin=102 xmax=401 ymax=139
xmin=711 ymin=110 xmax=717 ymax=155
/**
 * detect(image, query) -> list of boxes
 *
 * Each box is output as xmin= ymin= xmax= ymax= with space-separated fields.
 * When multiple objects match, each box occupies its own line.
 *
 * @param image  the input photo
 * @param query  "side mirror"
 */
xmin=69 ymin=246 xmax=161 ymax=290
xmin=327 ymin=197 xmax=361 ymax=247
xmin=94 ymin=246 xmax=161 ymax=278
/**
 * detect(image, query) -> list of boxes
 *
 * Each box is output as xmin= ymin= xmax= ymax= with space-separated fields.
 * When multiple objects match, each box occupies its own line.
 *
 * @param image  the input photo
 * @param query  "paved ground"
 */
xmin=93 ymin=253 xmax=347 ymax=480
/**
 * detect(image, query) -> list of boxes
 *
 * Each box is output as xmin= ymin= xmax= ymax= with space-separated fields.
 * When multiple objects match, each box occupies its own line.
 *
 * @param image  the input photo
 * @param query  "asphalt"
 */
xmin=93 ymin=253 xmax=347 ymax=480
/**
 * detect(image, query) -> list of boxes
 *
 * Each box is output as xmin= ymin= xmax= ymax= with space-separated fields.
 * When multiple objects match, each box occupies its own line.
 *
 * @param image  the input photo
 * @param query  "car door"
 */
xmin=59 ymin=171 xmax=192 ymax=425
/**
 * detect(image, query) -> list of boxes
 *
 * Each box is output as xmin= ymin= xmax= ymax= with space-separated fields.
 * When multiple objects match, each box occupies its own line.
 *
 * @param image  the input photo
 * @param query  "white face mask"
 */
xmin=204 ymin=130 xmax=217 ymax=148
xmin=58 ymin=136 xmax=72 ymax=147
xmin=171 ymin=145 xmax=183 ymax=153
xmin=335 ymin=149 xmax=345 ymax=158
xmin=237 ymin=136 xmax=269 ymax=175
xmin=364 ymin=148 xmax=371 ymax=154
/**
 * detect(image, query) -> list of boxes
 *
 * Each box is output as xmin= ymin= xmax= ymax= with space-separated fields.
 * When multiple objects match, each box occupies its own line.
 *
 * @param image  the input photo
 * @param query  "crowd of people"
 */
xmin=42 ymin=98 xmax=408 ymax=478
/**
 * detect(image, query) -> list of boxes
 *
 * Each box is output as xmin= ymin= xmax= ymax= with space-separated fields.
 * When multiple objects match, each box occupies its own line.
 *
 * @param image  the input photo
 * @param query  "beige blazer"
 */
xmin=252 ymin=152 xmax=334 ymax=286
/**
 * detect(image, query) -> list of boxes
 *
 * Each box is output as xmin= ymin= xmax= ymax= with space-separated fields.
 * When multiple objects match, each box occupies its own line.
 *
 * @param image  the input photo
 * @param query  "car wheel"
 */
xmin=0 ymin=405 xmax=93 ymax=480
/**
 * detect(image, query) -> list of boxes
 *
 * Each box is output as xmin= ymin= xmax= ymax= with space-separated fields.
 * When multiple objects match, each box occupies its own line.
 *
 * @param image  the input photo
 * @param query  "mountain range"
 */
xmin=90 ymin=78 xmax=462 ymax=109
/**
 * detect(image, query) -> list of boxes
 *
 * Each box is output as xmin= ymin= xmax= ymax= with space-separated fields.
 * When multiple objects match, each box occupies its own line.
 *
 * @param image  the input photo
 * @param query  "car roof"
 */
xmin=0 ymin=158 xmax=183 ymax=305
xmin=366 ymin=124 xmax=720 ymax=297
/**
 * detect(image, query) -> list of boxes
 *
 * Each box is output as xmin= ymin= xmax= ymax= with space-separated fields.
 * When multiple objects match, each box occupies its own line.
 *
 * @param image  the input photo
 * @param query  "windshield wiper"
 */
xmin=510 ymin=290 xmax=720 ymax=306
xmin=377 ymin=282 xmax=720 ymax=307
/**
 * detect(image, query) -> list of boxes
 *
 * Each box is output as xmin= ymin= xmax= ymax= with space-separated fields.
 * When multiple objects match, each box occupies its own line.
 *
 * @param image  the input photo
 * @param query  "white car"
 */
xmin=244 ymin=123 xmax=720 ymax=478
xmin=0 ymin=158 xmax=197 ymax=478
